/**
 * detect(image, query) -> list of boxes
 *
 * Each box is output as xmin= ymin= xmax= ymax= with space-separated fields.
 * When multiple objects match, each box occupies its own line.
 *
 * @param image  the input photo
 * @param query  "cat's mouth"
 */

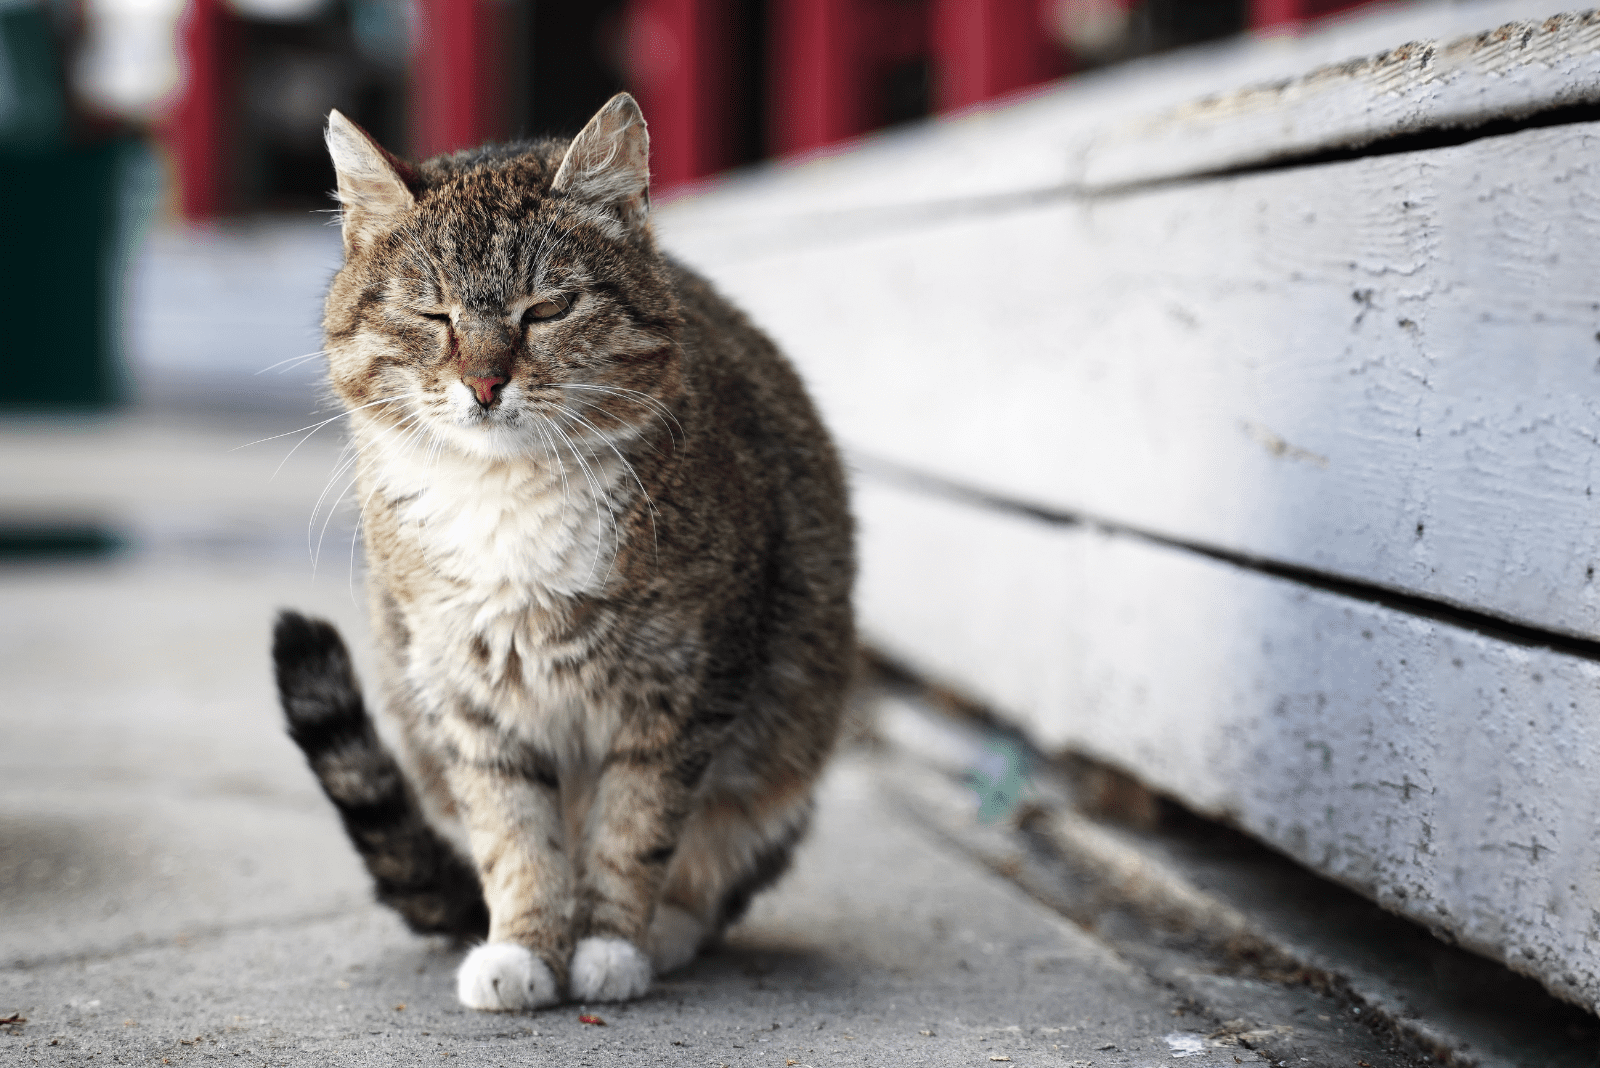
xmin=423 ymin=384 xmax=560 ymax=461
xmin=434 ymin=380 xmax=632 ymax=463
xmin=454 ymin=378 xmax=521 ymax=423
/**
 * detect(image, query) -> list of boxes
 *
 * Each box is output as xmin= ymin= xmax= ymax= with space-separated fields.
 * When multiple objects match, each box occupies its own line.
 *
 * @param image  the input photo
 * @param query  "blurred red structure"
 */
xmin=930 ymin=0 xmax=1066 ymax=114
xmin=766 ymin=0 xmax=1064 ymax=158
xmin=627 ymin=0 xmax=742 ymax=188
xmin=1251 ymin=0 xmax=1375 ymax=31
xmin=411 ymin=0 xmax=512 ymax=160
xmin=166 ymin=0 xmax=236 ymax=220
xmin=768 ymin=0 xmax=927 ymax=157
xmin=160 ymin=0 xmax=1399 ymax=220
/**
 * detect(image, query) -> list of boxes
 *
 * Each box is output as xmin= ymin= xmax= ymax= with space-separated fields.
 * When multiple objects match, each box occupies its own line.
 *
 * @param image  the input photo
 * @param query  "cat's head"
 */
xmin=321 ymin=93 xmax=682 ymax=462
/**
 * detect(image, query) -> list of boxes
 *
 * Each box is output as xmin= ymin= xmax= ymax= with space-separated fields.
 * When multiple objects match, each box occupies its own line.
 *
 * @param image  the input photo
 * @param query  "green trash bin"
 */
xmin=0 ymin=0 xmax=133 ymax=411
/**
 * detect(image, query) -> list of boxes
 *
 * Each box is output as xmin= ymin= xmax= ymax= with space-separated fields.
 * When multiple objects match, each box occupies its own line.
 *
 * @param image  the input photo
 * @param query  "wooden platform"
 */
xmin=659 ymin=0 xmax=1600 ymax=1012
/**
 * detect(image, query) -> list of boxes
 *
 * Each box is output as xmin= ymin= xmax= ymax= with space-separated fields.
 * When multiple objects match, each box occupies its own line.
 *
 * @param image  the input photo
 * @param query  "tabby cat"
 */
xmin=271 ymin=93 xmax=854 ymax=1010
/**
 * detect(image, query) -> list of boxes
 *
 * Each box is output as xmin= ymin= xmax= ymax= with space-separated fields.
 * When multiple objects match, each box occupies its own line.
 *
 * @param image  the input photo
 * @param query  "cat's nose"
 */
xmin=464 ymin=374 xmax=507 ymax=407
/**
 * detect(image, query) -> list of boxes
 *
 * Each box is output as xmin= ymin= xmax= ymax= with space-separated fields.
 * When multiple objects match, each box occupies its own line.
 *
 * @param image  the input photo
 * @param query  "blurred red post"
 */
xmin=769 ymin=0 xmax=927 ymax=157
xmin=168 ymin=0 xmax=236 ymax=221
xmin=769 ymin=0 xmax=863 ymax=156
xmin=930 ymin=0 xmax=1064 ymax=114
xmin=626 ymin=0 xmax=738 ymax=191
xmin=412 ymin=0 xmax=509 ymax=158
xmin=1251 ymin=0 xmax=1302 ymax=28
xmin=1252 ymin=0 xmax=1376 ymax=31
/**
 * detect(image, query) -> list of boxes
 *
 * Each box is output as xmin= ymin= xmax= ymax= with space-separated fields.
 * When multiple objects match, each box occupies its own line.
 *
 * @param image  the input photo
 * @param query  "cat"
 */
xmin=271 ymin=92 xmax=855 ymax=1010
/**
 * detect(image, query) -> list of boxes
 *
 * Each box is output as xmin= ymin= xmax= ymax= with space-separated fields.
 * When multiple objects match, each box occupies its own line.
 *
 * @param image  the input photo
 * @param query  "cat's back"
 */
xmin=656 ymin=255 xmax=853 ymax=668
xmin=665 ymin=256 xmax=849 ymax=522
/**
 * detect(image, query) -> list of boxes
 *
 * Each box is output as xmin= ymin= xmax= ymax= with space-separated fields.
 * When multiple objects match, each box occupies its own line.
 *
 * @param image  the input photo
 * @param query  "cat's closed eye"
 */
xmin=522 ymin=295 xmax=572 ymax=324
xmin=418 ymin=310 xmax=451 ymax=324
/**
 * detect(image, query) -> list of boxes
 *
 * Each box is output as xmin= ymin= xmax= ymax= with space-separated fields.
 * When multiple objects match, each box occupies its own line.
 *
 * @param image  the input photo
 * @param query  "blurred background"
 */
xmin=0 ymin=0 xmax=1395 ymax=876
xmin=0 ymin=0 xmax=1390 ymax=428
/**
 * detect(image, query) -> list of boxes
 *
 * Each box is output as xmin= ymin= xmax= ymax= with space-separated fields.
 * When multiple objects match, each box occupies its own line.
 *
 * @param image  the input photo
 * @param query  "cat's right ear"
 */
xmin=551 ymin=93 xmax=651 ymax=230
xmin=325 ymin=110 xmax=418 ymax=252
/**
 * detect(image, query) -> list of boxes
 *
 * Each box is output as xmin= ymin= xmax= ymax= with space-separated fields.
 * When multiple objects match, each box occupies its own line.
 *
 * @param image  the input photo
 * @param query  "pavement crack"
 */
xmin=4 ymin=904 xmax=372 ymax=972
xmin=866 ymin=688 xmax=1598 ymax=1068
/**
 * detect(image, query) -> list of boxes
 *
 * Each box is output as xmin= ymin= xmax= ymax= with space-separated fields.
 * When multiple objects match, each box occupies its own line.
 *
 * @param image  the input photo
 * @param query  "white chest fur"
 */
xmin=356 ymin=420 xmax=633 ymax=755
xmin=362 ymin=427 xmax=627 ymax=600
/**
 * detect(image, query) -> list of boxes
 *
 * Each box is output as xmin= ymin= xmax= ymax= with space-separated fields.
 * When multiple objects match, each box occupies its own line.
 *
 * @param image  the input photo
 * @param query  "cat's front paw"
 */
xmin=456 ymin=942 xmax=559 ymax=1011
xmin=569 ymin=936 xmax=652 ymax=1002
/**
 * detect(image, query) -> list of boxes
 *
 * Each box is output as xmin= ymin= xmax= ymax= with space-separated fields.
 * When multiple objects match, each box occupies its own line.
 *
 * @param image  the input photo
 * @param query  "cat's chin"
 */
xmin=429 ymin=418 xmax=551 ymax=464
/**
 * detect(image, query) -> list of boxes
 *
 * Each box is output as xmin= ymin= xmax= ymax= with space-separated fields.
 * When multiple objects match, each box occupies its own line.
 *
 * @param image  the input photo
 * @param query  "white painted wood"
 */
xmin=657 ymin=0 xmax=1592 ymax=245
xmin=853 ymin=478 xmax=1600 ymax=1011
xmin=666 ymin=118 xmax=1600 ymax=641
xmin=1084 ymin=8 xmax=1600 ymax=190
xmin=654 ymin=0 xmax=1600 ymax=1013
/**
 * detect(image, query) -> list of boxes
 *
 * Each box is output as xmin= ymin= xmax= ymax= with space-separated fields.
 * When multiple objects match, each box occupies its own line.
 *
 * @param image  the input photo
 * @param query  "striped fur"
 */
xmin=272 ymin=612 xmax=488 ymax=938
xmin=274 ymin=94 xmax=855 ymax=1010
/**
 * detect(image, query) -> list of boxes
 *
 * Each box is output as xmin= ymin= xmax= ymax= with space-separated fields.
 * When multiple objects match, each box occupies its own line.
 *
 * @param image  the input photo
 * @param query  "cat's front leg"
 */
xmin=570 ymin=724 xmax=707 ymax=1003
xmin=443 ymin=715 xmax=574 ymax=1011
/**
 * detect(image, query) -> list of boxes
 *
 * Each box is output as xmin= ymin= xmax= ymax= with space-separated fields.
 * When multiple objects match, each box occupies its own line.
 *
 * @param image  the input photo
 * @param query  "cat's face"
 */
xmin=322 ymin=95 xmax=681 ymax=462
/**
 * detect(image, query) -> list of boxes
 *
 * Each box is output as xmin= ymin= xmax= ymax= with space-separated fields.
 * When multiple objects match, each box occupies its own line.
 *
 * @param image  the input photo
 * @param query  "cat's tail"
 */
xmin=272 ymin=610 xmax=488 ymax=939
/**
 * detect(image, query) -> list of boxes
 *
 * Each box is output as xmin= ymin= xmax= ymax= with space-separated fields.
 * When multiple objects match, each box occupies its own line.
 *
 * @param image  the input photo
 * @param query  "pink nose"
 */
xmin=464 ymin=374 xmax=506 ymax=406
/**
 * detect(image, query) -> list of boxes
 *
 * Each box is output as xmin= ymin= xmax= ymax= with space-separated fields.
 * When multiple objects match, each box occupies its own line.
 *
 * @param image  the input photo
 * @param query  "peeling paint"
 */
xmin=1241 ymin=422 xmax=1330 ymax=468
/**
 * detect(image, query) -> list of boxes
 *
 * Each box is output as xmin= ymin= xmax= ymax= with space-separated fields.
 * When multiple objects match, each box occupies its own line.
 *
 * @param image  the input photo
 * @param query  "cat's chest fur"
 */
xmin=360 ymin=427 xmax=632 ymax=748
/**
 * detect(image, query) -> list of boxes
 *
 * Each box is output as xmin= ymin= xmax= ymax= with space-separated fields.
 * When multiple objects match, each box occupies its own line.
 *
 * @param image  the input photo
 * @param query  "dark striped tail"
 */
xmin=272 ymin=610 xmax=487 ymax=939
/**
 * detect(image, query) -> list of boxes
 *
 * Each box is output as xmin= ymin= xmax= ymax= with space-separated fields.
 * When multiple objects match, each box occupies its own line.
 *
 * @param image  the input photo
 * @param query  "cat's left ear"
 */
xmin=326 ymin=110 xmax=419 ymax=252
xmin=551 ymin=93 xmax=651 ymax=229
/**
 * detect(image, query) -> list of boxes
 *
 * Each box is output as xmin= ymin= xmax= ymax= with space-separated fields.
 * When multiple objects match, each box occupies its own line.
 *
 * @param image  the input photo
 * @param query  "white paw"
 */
xmin=648 ymin=905 xmax=707 ymax=975
xmin=569 ymin=936 xmax=652 ymax=1002
xmin=456 ymin=942 xmax=558 ymax=1011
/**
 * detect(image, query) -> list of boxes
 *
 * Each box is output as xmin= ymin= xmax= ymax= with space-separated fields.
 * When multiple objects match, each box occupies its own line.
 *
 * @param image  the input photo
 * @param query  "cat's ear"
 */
xmin=551 ymin=92 xmax=651 ymax=228
xmin=325 ymin=110 xmax=418 ymax=251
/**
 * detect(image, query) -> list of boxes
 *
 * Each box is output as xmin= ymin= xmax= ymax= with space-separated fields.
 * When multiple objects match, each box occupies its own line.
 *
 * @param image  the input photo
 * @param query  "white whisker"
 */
xmin=528 ymin=414 xmax=572 ymax=511
xmin=561 ymin=383 xmax=682 ymax=450
xmin=309 ymin=405 xmax=427 ymax=570
xmin=546 ymin=416 xmax=620 ymax=584
xmin=551 ymin=403 xmax=659 ymax=565
xmin=321 ymin=414 xmax=427 ymax=574
xmin=273 ymin=393 xmax=418 ymax=481
xmin=348 ymin=505 xmax=364 ymax=605
xmin=234 ymin=392 xmax=416 ymax=453
xmin=312 ymin=469 xmax=363 ymax=576
xmin=254 ymin=350 xmax=328 ymax=376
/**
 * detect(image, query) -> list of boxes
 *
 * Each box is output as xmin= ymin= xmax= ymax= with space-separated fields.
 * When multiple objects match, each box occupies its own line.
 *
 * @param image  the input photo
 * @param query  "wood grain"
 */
xmin=1084 ymin=9 xmax=1600 ymax=189
xmin=653 ymin=0 xmax=1600 ymax=1013
xmin=855 ymin=478 xmax=1600 ymax=1009
xmin=657 ymin=1 xmax=1592 ymax=238
xmin=670 ymin=120 xmax=1600 ymax=640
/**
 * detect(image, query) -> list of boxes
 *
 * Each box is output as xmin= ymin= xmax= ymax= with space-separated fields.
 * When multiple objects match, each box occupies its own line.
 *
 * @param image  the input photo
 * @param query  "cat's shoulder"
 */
xmin=661 ymin=254 xmax=775 ymax=361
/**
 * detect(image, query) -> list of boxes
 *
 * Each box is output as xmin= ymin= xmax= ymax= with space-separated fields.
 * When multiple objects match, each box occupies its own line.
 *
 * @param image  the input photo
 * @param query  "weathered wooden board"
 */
xmin=657 ymin=0 xmax=1600 ymax=1013
xmin=1084 ymin=8 xmax=1600 ymax=190
xmin=658 ymin=1 xmax=1592 ymax=241
xmin=666 ymin=119 xmax=1600 ymax=641
xmin=853 ymin=477 xmax=1600 ymax=1010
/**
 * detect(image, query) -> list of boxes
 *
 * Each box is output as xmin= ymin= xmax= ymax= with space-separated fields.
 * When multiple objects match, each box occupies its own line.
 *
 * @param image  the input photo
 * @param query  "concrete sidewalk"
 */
xmin=0 ymin=415 xmax=1209 ymax=1067
xmin=1 ymin=414 xmax=1585 ymax=1068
